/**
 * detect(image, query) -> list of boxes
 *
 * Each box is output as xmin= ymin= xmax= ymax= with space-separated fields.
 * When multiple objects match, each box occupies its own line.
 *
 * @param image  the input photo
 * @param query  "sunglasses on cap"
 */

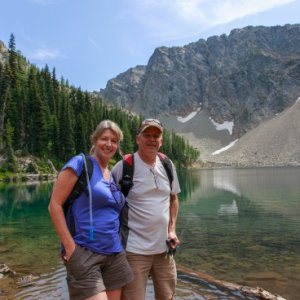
xmin=138 ymin=118 xmax=163 ymax=134
xmin=141 ymin=118 xmax=163 ymax=126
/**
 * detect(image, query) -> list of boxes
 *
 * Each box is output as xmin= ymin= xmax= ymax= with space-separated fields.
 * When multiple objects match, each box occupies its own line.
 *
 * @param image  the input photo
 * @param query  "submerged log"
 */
xmin=176 ymin=264 xmax=286 ymax=300
xmin=0 ymin=263 xmax=39 ymax=288
xmin=0 ymin=264 xmax=16 ymax=277
xmin=15 ymin=274 xmax=40 ymax=288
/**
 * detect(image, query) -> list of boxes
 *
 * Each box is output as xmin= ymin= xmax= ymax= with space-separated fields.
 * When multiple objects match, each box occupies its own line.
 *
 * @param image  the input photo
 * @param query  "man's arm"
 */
xmin=168 ymin=193 xmax=180 ymax=247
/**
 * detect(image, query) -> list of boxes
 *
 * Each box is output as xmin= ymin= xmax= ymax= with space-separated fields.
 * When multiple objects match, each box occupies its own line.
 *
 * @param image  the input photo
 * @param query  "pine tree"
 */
xmin=8 ymin=34 xmax=18 ymax=85
xmin=4 ymin=119 xmax=18 ymax=172
xmin=26 ymin=66 xmax=48 ymax=156
xmin=0 ymin=63 xmax=7 ymax=152
xmin=58 ymin=86 xmax=75 ymax=160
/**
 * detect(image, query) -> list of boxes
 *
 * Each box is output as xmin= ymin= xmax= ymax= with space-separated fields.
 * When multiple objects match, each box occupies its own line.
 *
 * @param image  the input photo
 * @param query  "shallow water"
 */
xmin=12 ymin=266 xmax=259 ymax=300
xmin=1 ymin=167 xmax=299 ymax=299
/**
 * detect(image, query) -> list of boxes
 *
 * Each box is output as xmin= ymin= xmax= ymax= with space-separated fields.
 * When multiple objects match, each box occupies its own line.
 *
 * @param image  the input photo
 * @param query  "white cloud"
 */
xmin=128 ymin=0 xmax=296 ymax=41
xmin=31 ymin=48 xmax=60 ymax=60
xmin=204 ymin=0 xmax=295 ymax=27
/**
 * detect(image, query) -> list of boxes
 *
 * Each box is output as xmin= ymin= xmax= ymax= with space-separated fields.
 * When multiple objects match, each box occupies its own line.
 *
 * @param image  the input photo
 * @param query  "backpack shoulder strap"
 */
xmin=63 ymin=154 xmax=93 ymax=236
xmin=119 ymin=152 xmax=173 ymax=196
xmin=157 ymin=152 xmax=174 ymax=187
xmin=68 ymin=155 xmax=93 ymax=201
xmin=63 ymin=155 xmax=93 ymax=215
xmin=86 ymin=156 xmax=93 ymax=179
xmin=120 ymin=154 xmax=134 ymax=197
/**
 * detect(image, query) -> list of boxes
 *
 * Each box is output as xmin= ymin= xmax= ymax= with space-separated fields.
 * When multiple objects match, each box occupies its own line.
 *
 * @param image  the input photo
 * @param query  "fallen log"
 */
xmin=0 ymin=264 xmax=39 ymax=288
xmin=176 ymin=264 xmax=286 ymax=300
xmin=0 ymin=263 xmax=16 ymax=277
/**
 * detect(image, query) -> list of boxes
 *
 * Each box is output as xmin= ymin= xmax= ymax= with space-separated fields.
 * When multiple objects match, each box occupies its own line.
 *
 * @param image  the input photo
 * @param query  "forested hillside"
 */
xmin=0 ymin=34 xmax=199 ymax=174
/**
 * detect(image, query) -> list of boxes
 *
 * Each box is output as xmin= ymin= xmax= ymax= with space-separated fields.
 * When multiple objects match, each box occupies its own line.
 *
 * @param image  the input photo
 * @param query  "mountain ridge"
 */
xmin=99 ymin=24 xmax=300 ymax=167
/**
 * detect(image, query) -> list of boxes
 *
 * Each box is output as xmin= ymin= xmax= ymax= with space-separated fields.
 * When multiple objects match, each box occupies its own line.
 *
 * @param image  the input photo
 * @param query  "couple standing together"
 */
xmin=48 ymin=118 xmax=181 ymax=300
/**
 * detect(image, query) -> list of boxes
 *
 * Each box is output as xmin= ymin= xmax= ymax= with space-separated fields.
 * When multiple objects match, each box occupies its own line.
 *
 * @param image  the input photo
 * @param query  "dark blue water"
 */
xmin=0 ymin=167 xmax=299 ymax=299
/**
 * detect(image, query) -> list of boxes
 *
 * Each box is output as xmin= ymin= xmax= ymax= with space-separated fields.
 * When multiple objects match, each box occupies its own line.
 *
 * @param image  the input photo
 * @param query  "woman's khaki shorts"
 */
xmin=65 ymin=245 xmax=133 ymax=300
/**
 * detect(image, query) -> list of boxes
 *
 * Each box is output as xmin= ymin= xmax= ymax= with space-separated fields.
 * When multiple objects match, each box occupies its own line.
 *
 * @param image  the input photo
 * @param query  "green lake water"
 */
xmin=0 ymin=167 xmax=299 ymax=299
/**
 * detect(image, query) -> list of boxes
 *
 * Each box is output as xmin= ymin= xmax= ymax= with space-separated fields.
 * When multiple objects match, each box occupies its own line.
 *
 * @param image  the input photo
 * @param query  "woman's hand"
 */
xmin=63 ymin=242 xmax=76 ymax=262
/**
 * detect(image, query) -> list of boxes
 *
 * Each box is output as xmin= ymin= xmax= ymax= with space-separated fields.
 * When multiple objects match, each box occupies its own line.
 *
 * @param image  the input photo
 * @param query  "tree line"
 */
xmin=0 ymin=34 xmax=199 ymax=173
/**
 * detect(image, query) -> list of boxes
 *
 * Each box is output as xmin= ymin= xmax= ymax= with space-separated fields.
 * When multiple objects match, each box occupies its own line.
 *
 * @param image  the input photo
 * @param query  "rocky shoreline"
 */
xmin=0 ymin=154 xmax=58 ymax=183
xmin=0 ymin=173 xmax=57 ymax=183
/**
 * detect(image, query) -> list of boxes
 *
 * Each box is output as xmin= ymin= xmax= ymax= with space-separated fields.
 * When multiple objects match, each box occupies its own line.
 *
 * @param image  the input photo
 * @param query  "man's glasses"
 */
xmin=110 ymin=182 xmax=125 ymax=210
xmin=149 ymin=167 xmax=159 ymax=189
xmin=142 ymin=133 xmax=161 ymax=139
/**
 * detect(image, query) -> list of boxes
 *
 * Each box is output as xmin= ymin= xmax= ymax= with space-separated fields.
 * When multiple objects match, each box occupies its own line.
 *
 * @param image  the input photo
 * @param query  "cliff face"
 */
xmin=0 ymin=41 xmax=9 ymax=63
xmin=99 ymin=24 xmax=300 ymax=137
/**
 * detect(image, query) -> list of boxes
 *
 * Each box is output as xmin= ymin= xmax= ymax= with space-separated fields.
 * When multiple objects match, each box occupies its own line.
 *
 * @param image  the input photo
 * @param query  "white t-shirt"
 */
xmin=112 ymin=152 xmax=181 ymax=255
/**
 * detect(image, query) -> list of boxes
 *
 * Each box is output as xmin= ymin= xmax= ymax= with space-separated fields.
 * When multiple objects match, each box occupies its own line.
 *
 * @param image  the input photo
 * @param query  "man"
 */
xmin=112 ymin=118 xmax=181 ymax=300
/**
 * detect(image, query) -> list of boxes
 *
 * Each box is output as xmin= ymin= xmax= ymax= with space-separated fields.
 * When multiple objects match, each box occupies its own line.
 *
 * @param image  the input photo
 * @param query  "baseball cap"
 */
xmin=138 ymin=118 xmax=163 ymax=134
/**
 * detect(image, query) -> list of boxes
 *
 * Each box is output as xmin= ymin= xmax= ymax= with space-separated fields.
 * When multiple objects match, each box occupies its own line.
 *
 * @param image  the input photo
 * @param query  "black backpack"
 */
xmin=63 ymin=154 xmax=93 ymax=236
xmin=119 ymin=152 xmax=174 ymax=197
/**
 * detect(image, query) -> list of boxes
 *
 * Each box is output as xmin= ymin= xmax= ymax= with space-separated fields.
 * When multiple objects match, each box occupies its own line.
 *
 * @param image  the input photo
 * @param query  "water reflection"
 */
xmin=176 ymin=167 xmax=300 ymax=300
xmin=217 ymin=200 xmax=238 ymax=215
xmin=177 ymin=170 xmax=200 ymax=202
xmin=0 ymin=182 xmax=60 ymax=279
xmin=0 ymin=182 xmax=53 ymax=222
xmin=1 ymin=168 xmax=299 ymax=299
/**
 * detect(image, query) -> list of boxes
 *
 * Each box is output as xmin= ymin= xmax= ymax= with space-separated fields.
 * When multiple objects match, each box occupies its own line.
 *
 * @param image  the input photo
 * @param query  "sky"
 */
xmin=1 ymin=0 xmax=300 ymax=92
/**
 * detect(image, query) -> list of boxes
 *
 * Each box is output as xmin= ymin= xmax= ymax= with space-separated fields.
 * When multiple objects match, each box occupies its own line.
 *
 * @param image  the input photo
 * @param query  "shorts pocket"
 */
xmin=66 ymin=245 xmax=88 ymax=279
xmin=68 ymin=244 xmax=80 ymax=262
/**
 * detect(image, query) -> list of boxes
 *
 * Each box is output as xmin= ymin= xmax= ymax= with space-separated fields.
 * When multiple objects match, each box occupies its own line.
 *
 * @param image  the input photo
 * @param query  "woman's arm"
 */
xmin=48 ymin=168 xmax=78 ymax=260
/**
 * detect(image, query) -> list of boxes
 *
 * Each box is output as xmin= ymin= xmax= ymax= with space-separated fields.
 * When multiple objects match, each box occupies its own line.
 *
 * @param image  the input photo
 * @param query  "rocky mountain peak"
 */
xmin=0 ymin=41 xmax=8 ymax=63
xmin=99 ymin=24 xmax=300 ymax=138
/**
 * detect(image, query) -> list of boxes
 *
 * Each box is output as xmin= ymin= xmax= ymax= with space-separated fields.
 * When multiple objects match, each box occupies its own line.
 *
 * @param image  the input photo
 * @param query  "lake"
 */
xmin=0 ymin=167 xmax=299 ymax=299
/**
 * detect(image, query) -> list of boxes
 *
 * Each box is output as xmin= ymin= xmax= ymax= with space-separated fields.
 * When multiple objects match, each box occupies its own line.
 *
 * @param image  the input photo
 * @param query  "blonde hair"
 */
xmin=90 ymin=120 xmax=123 ymax=154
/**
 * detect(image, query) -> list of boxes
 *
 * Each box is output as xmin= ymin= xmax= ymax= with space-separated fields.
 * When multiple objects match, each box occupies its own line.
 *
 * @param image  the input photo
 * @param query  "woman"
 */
xmin=48 ymin=120 xmax=133 ymax=300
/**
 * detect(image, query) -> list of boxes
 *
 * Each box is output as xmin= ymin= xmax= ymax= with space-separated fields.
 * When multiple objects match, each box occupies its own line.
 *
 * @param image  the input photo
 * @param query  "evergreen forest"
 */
xmin=0 ymin=34 xmax=199 ymax=174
